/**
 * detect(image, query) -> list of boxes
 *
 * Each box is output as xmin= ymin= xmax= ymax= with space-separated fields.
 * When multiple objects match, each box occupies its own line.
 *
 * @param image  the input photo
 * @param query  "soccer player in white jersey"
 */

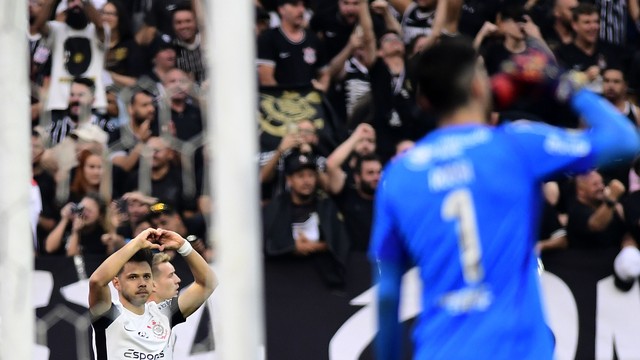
xmin=89 ymin=228 xmax=217 ymax=360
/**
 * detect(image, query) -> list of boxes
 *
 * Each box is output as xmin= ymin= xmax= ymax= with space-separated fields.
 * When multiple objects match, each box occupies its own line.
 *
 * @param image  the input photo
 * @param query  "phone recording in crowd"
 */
xmin=70 ymin=202 xmax=85 ymax=216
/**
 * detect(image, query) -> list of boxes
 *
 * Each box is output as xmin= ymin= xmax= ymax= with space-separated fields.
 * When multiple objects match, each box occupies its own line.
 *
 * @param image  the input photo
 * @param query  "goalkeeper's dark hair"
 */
xmin=117 ymin=249 xmax=154 ymax=275
xmin=415 ymin=37 xmax=480 ymax=117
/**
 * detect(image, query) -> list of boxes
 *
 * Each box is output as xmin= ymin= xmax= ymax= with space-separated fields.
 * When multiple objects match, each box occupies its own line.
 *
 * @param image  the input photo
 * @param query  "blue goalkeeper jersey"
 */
xmin=368 ymin=90 xmax=640 ymax=359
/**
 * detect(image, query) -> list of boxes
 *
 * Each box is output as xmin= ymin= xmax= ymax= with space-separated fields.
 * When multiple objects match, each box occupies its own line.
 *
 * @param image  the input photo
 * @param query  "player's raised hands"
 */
xmin=132 ymin=228 xmax=163 ymax=250
xmin=155 ymin=228 xmax=187 ymax=250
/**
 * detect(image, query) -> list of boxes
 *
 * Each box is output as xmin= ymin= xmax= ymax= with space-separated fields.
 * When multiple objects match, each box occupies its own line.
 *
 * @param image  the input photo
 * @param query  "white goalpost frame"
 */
xmin=0 ymin=1 xmax=34 ymax=359
xmin=207 ymin=0 xmax=265 ymax=359
xmin=0 ymin=0 xmax=265 ymax=357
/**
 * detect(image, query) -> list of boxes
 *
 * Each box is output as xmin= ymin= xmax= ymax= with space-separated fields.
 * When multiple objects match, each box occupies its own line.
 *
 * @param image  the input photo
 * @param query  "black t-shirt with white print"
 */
xmin=257 ymin=27 xmax=328 ymax=87
xmin=401 ymin=2 xmax=435 ymax=44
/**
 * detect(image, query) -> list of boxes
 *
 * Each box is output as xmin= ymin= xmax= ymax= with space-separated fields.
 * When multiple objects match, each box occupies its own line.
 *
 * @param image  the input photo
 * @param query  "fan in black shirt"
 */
xmin=257 ymin=0 xmax=330 ymax=89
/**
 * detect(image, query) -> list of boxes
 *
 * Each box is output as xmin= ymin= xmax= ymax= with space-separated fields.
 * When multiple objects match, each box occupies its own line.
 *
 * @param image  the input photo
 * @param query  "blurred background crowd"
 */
xmin=27 ymin=0 xmax=640 ymax=289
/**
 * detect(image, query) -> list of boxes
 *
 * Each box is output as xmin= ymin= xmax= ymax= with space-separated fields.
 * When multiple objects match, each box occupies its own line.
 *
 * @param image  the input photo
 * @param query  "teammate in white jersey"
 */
xmin=89 ymin=228 xmax=217 ymax=360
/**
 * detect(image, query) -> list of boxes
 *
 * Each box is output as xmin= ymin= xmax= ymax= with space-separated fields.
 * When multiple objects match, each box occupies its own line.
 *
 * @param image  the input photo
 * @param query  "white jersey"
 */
xmin=92 ymin=298 xmax=185 ymax=360
xmin=401 ymin=2 xmax=435 ymax=44
xmin=46 ymin=21 xmax=107 ymax=111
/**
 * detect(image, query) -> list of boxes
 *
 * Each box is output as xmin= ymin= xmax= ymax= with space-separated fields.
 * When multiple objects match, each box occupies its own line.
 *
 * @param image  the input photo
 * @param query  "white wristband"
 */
xmin=177 ymin=240 xmax=193 ymax=257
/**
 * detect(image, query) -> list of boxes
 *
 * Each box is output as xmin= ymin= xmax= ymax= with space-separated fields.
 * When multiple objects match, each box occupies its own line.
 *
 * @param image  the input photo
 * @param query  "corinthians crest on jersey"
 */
xmin=91 ymin=298 xmax=186 ymax=359
xmin=148 ymin=319 xmax=169 ymax=340
xmin=303 ymin=47 xmax=316 ymax=65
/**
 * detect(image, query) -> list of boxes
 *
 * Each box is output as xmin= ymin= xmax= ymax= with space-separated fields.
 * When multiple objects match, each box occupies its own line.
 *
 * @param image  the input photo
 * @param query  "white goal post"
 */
xmin=0 ymin=1 xmax=34 ymax=359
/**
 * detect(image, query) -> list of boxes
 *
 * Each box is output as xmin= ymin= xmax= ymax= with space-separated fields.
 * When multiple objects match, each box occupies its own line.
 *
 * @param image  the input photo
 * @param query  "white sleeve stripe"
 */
xmin=257 ymin=60 xmax=276 ymax=67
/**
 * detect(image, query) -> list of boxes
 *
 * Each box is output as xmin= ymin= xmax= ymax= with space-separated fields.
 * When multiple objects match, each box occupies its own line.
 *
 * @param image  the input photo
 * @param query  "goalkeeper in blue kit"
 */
xmin=369 ymin=39 xmax=640 ymax=359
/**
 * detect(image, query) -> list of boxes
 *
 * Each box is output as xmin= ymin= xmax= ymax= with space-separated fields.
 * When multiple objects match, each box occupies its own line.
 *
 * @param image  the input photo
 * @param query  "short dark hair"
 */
xmin=499 ymin=3 xmax=526 ymax=22
xmin=118 ymin=249 xmax=154 ymax=275
xmin=602 ymin=65 xmax=628 ymax=83
xmin=129 ymin=86 xmax=155 ymax=105
xmin=354 ymin=153 xmax=381 ymax=175
xmin=256 ymin=5 xmax=270 ymax=22
xmin=172 ymin=1 xmax=194 ymax=18
xmin=278 ymin=0 xmax=305 ymax=7
xmin=106 ymin=84 xmax=120 ymax=95
xmin=572 ymin=3 xmax=598 ymax=22
xmin=415 ymin=38 xmax=479 ymax=117
xmin=72 ymin=77 xmax=96 ymax=94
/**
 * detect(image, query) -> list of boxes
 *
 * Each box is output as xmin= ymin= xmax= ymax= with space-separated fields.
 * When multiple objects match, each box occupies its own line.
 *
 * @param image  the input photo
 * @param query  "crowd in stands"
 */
xmin=29 ymin=0 xmax=640 ymax=289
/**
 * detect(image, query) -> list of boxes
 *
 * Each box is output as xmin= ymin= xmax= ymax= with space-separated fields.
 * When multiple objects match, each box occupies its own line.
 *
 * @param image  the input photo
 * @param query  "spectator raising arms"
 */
xmin=33 ymin=0 xmax=108 ymax=111
xmin=257 ymin=0 xmax=330 ymax=91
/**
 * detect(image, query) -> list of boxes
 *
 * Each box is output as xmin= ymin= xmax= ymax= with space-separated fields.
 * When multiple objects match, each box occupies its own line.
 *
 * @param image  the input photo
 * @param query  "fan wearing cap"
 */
xmin=114 ymin=191 xmax=159 ymax=242
xmin=147 ymin=202 xmax=211 ymax=261
xmin=138 ymin=34 xmax=177 ymax=97
xmin=70 ymin=123 xmax=110 ymax=147
xmin=262 ymin=148 xmax=350 ymax=287
xmin=123 ymin=136 xmax=197 ymax=218
xmin=257 ymin=0 xmax=330 ymax=91
xmin=260 ymin=119 xmax=329 ymax=203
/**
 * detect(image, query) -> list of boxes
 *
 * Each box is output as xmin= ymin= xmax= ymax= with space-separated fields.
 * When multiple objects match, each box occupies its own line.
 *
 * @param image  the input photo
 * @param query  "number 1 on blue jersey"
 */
xmin=442 ymin=188 xmax=484 ymax=284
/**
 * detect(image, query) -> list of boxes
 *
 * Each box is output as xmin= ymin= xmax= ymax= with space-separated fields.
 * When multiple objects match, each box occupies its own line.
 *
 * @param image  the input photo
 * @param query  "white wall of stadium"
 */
xmin=31 ymin=250 xmax=636 ymax=359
